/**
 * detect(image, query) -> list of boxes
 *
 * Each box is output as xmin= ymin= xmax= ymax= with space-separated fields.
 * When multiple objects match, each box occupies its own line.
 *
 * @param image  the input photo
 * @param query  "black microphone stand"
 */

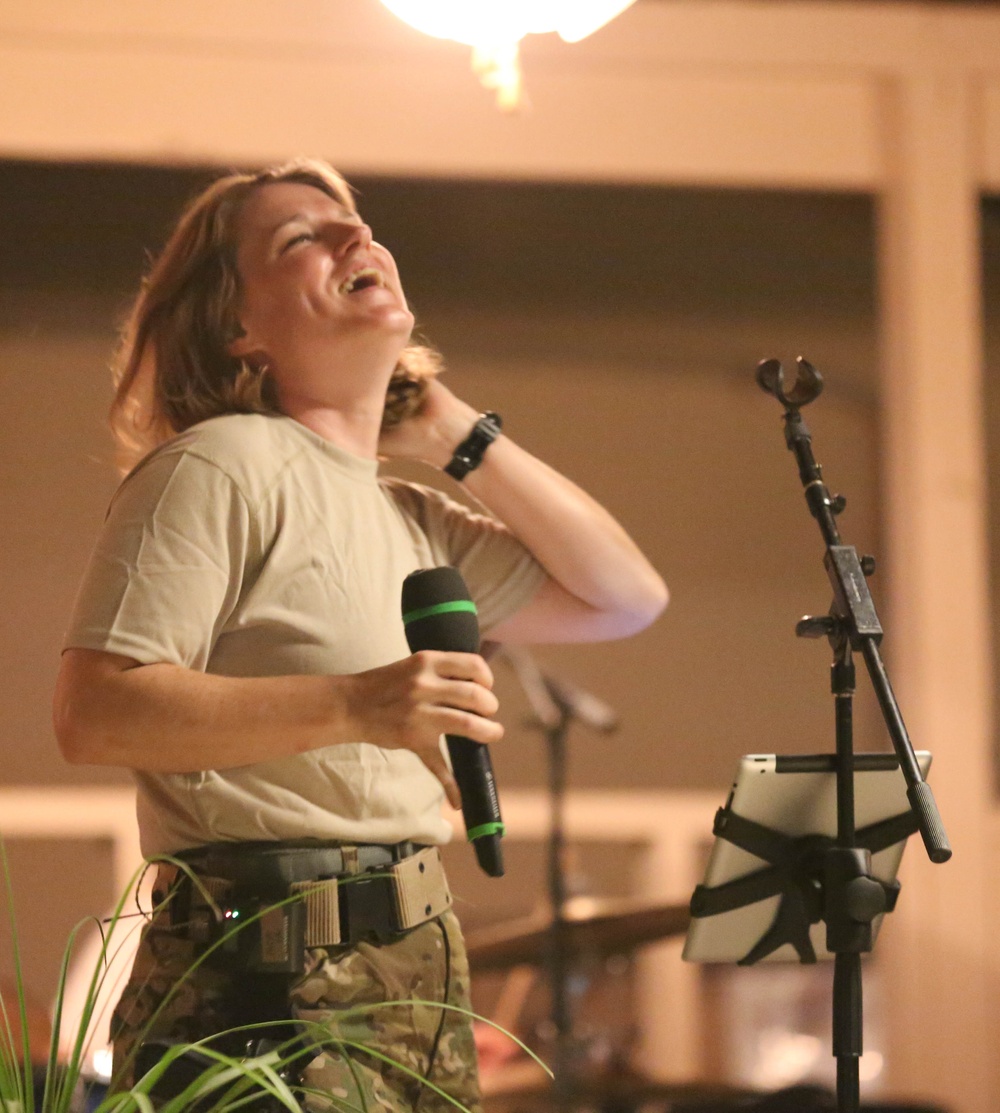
xmin=756 ymin=357 xmax=951 ymax=1112
xmin=500 ymin=647 xmax=619 ymax=1112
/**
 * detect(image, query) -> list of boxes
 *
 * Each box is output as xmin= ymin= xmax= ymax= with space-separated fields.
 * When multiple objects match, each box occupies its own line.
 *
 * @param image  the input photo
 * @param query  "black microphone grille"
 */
xmin=402 ymin=566 xmax=470 ymax=609
xmin=401 ymin=566 xmax=480 ymax=654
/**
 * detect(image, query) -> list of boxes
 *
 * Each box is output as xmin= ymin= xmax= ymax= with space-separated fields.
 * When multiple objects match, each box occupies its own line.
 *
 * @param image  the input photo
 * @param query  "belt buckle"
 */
xmin=340 ymin=874 xmax=400 ymax=944
xmin=391 ymin=846 xmax=453 ymax=929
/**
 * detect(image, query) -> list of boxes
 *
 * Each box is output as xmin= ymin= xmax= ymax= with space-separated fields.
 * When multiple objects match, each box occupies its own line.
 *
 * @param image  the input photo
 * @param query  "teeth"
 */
xmin=340 ymin=267 xmax=385 ymax=294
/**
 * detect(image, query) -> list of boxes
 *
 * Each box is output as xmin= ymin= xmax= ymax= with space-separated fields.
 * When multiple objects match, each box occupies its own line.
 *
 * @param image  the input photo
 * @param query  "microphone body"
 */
xmin=401 ymin=567 xmax=505 ymax=877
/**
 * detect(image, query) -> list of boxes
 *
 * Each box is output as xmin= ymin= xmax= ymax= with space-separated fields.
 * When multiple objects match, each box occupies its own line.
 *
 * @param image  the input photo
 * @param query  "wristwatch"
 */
xmin=444 ymin=411 xmax=503 ymax=481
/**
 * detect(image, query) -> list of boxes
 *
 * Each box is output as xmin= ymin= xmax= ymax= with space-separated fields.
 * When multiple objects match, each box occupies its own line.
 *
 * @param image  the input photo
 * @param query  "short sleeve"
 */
xmin=382 ymin=480 xmax=547 ymax=634
xmin=64 ymin=450 xmax=254 ymax=670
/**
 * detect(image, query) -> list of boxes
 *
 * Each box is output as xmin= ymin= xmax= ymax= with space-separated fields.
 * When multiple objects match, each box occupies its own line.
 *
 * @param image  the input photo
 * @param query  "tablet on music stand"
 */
xmin=682 ymin=751 xmax=932 ymax=965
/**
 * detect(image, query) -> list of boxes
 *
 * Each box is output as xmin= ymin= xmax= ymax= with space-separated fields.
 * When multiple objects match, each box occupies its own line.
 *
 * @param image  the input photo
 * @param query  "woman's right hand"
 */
xmin=342 ymin=650 xmax=503 ymax=808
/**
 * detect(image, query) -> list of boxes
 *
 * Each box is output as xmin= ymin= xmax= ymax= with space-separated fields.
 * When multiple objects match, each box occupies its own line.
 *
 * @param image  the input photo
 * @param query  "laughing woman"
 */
xmin=53 ymin=158 xmax=667 ymax=1112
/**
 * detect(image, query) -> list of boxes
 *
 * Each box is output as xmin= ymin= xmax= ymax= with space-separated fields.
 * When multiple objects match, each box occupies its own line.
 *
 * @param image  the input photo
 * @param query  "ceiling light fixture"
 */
xmin=378 ymin=0 xmax=639 ymax=110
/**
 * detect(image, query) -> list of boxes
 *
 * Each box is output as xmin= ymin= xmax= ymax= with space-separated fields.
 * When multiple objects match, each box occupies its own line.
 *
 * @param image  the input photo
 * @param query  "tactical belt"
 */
xmin=152 ymin=840 xmax=453 ymax=974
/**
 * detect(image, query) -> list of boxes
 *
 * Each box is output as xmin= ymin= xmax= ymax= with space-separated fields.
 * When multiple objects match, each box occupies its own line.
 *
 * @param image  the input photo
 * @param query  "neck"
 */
xmin=285 ymin=397 xmax=384 ymax=458
xmin=272 ymin=341 xmax=404 ymax=458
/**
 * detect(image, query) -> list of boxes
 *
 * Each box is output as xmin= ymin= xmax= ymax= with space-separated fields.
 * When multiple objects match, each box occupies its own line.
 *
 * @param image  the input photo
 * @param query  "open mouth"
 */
xmin=339 ymin=267 xmax=386 ymax=295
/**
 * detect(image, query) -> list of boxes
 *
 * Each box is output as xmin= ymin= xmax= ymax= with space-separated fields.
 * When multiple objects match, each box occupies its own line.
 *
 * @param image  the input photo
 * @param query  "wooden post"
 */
xmin=876 ymin=70 xmax=998 ymax=1111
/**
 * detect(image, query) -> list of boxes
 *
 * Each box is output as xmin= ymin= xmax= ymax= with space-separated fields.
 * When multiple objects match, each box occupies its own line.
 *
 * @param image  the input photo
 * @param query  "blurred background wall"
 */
xmin=0 ymin=1 xmax=998 ymax=1109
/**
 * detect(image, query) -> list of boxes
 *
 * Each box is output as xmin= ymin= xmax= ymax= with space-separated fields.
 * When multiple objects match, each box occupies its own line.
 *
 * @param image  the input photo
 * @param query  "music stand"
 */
xmin=684 ymin=359 xmax=951 ymax=1113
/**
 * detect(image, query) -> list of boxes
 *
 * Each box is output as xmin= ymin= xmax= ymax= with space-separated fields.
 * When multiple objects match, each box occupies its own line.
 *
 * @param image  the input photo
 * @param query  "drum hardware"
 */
xmin=498 ymin=648 xmax=629 ymax=1111
xmin=466 ymin=897 xmax=691 ymax=972
xmin=482 ymin=1058 xmax=752 ymax=1112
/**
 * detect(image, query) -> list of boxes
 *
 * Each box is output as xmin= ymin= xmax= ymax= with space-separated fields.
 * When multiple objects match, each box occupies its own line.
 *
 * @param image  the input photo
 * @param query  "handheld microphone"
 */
xmin=401 ymin=566 xmax=505 ymax=878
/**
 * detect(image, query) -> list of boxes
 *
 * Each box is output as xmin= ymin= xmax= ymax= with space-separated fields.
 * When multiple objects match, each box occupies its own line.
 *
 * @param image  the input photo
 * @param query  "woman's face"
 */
xmin=228 ymin=180 xmax=414 ymax=393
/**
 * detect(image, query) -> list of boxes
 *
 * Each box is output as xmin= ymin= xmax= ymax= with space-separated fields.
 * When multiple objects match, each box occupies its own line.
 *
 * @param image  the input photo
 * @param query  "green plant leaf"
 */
xmin=4 ymin=846 xmax=550 ymax=1113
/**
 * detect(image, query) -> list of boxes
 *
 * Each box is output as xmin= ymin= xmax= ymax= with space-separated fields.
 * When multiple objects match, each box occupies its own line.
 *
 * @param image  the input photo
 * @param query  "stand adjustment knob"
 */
xmin=861 ymin=554 xmax=876 ymax=576
xmin=796 ymin=615 xmax=839 ymax=639
xmin=845 ymin=876 xmax=887 ymax=923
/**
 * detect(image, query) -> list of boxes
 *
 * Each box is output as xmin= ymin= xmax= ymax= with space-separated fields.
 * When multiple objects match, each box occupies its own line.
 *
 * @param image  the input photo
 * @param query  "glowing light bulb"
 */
xmin=379 ymin=0 xmax=638 ymax=109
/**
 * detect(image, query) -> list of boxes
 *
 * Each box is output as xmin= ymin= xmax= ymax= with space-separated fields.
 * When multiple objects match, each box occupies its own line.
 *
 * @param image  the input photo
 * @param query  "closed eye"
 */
xmin=280 ymin=231 xmax=315 ymax=253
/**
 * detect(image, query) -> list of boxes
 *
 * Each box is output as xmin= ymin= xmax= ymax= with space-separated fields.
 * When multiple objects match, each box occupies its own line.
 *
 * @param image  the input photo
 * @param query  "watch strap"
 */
xmin=444 ymin=411 xmax=503 ymax=481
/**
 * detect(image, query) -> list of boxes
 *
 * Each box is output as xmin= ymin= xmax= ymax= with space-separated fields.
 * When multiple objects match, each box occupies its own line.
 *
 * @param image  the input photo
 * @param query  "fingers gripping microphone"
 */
xmin=401 ymin=567 xmax=505 ymax=878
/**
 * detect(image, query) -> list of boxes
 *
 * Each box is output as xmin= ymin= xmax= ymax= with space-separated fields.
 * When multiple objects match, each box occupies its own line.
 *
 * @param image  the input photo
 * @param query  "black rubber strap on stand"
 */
xmin=689 ymin=805 xmax=917 ymax=963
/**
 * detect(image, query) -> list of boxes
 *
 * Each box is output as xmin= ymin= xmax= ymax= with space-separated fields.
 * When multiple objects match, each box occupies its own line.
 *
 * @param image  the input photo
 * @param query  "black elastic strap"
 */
xmin=689 ymin=805 xmax=920 ymax=965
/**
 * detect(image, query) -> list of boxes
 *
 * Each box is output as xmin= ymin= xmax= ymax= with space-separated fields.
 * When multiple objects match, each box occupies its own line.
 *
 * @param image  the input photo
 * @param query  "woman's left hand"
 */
xmin=378 ymin=378 xmax=479 ymax=469
xmin=380 ymin=374 xmax=668 ymax=644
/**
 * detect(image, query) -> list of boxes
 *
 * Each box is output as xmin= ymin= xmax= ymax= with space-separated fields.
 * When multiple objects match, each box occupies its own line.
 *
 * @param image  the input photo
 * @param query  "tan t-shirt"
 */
xmin=65 ymin=413 xmax=545 ymax=856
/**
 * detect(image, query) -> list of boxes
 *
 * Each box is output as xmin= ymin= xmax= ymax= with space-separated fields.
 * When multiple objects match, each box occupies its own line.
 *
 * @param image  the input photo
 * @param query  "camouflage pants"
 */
xmin=111 ymin=906 xmax=481 ymax=1113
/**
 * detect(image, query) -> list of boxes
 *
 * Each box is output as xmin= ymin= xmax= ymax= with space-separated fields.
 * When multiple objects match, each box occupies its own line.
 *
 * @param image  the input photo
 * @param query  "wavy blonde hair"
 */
xmin=110 ymin=157 xmax=440 ymax=474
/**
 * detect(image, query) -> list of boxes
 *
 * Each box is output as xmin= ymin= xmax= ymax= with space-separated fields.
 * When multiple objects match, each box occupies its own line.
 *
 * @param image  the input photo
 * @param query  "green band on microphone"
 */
xmin=402 ymin=599 xmax=478 ymax=625
xmin=466 ymin=821 xmax=505 ymax=842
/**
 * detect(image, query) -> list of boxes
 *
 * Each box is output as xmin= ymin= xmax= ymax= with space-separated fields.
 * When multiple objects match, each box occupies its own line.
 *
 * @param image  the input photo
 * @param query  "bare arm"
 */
xmin=379 ymin=380 xmax=668 ymax=643
xmin=53 ymin=646 xmax=502 ymax=805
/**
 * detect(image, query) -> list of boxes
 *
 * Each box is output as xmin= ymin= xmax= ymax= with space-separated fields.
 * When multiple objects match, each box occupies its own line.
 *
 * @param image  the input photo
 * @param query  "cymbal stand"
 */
xmin=500 ymin=648 xmax=619 ymax=1111
xmin=756 ymin=357 xmax=951 ymax=1112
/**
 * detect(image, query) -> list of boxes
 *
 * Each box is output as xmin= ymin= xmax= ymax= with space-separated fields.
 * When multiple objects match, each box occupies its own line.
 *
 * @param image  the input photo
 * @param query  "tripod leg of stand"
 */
xmin=833 ymin=952 xmax=862 ymax=1113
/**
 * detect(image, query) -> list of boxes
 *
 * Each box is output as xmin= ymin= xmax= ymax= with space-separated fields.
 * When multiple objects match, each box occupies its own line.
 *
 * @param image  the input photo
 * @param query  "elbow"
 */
xmin=602 ymin=575 xmax=668 ymax=640
xmin=55 ymin=710 xmax=113 ymax=767
xmin=628 ymin=573 xmax=669 ymax=635
xmin=53 ymin=660 xmax=111 ymax=766
xmin=648 ymin=574 xmax=670 ymax=621
xmin=56 ymin=725 xmax=91 ymax=766
xmin=53 ymin=688 xmax=94 ymax=765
